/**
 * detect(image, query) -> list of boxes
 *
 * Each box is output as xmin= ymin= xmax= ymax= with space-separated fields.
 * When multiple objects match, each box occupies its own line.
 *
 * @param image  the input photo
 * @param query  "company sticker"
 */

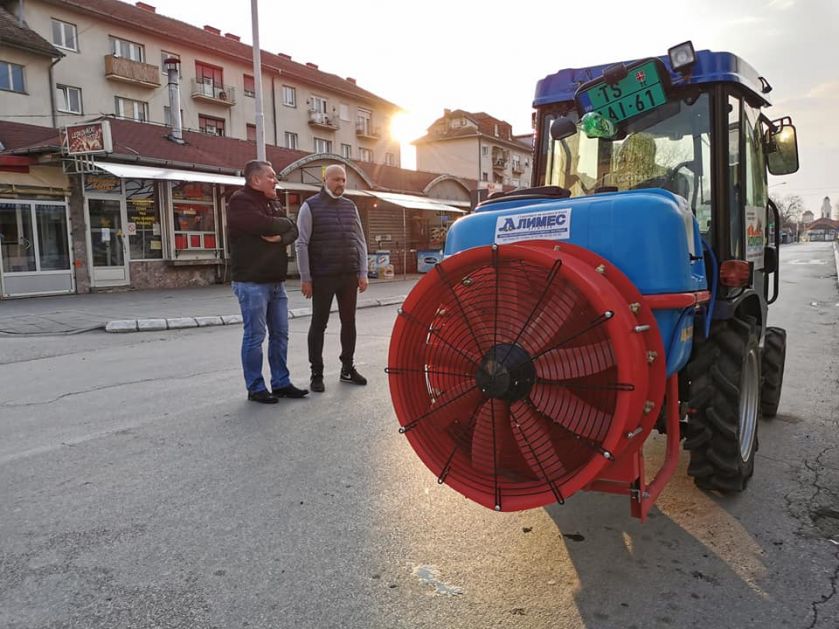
xmin=494 ymin=208 xmax=572 ymax=245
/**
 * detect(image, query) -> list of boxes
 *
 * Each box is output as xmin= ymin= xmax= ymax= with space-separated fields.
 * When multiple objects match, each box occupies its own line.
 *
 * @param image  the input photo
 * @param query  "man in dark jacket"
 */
xmin=295 ymin=164 xmax=368 ymax=392
xmin=227 ymin=160 xmax=308 ymax=404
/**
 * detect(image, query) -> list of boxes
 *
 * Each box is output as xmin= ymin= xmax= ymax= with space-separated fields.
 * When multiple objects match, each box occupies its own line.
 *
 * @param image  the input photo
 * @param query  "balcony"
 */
xmin=492 ymin=157 xmax=508 ymax=170
xmin=308 ymin=110 xmax=339 ymax=130
xmin=104 ymin=54 xmax=160 ymax=88
xmin=190 ymin=79 xmax=236 ymax=107
xmin=355 ymin=122 xmax=380 ymax=140
xmin=512 ymin=161 xmax=524 ymax=174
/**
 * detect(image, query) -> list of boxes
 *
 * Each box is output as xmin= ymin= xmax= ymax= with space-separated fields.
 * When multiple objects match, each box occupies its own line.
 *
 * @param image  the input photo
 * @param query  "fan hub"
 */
xmin=476 ymin=343 xmax=536 ymax=402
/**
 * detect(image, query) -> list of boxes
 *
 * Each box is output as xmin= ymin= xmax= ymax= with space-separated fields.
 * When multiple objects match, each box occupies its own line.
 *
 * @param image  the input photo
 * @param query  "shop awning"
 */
xmin=278 ymin=181 xmax=371 ymax=198
xmin=94 ymin=161 xmax=245 ymax=186
xmin=368 ymin=191 xmax=466 ymax=214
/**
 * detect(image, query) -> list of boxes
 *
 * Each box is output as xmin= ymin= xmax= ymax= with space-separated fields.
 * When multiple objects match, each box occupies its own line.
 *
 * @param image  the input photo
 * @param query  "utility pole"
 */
xmin=250 ymin=0 xmax=266 ymax=161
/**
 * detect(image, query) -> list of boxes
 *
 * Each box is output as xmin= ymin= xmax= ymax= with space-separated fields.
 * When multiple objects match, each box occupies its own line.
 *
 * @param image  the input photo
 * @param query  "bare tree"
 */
xmin=770 ymin=193 xmax=804 ymax=230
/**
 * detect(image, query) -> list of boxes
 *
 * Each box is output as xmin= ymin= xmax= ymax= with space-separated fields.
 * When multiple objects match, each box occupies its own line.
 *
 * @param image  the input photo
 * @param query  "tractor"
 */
xmin=386 ymin=42 xmax=800 ymax=519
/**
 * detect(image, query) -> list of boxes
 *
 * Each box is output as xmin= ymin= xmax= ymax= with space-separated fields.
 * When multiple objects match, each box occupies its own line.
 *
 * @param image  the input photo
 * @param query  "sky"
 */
xmin=144 ymin=0 xmax=839 ymax=215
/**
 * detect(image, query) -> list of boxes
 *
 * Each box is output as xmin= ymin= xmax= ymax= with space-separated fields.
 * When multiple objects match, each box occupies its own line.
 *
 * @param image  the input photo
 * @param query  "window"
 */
xmin=341 ymin=143 xmax=352 ymax=159
xmin=284 ymin=132 xmax=298 ymax=150
xmin=358 ymin=147 xmax=373 ymax=163
xmin=313 ymin=137 xmax=332 ymax=153
xmin=161 ymin=51 xmax=180 ymax=75
xmin=171 ymin=182 xmax=218 ymax=251
xmin=481 ymin=146 xmax=488 ymax=157
xmin=385 ymin=152 xmax=395 ymax=166
xmin=282 ymin=85 xmax=296 ymax=107
xmin=125 ymin=179 xmax=162 ymax=260
xmin=1 ymin=202 xmax=71 ymax=272
xmin=481 ymin=172 xmax=488 ymax=182
xmin=198 ymin=114 xmax=225 ymax=136
xmin=110 ymin=36 xmax=144 ymax=62
xmin=56 ymin=84 xmax=82 ymax=113
xmin=339 ymin=104 xmax=350 ymax=122
xmin=247 ymin=124 xmax=256 ymax=141
xmin=51 ymin=19 xmax=78 ymax=51
xmin=195 ymin=61 xmax=224 ymax=98
xmin=115 ymin=96 xmax=148 ymax=121
xmin=356 ymin=108 xmax=372 ymax=135
xmin=310 ymin=95 xmax=327 ymax=114
xmin=243 ymin=74 xmax=255 ymax=98
xmin=0 ymin=61 xmax=25 ymax=93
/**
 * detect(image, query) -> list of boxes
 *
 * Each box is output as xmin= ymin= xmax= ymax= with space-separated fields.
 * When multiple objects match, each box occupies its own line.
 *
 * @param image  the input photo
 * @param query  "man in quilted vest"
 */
xmin=295 ymin=164 xmax=369 ymax=392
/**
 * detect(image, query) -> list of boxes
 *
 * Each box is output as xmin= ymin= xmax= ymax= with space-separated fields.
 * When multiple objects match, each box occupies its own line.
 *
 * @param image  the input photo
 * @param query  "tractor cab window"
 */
xmin=541 ymin=92 xmax=712 ymax=222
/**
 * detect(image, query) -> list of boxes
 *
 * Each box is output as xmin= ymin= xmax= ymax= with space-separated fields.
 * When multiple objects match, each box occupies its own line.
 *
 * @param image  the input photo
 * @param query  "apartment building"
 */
xmin=0 ymin=0 xmax=480 ymax=298
xmin=414 ymin=109 xmax=533 ymax=189
xmin=0 ymin=0 xmax=401 ymax=164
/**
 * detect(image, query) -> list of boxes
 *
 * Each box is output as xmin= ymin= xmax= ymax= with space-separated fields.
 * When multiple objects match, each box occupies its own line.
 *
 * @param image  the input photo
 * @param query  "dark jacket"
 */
xmin=227 ymin=186 xmax=298 ymax=282
xmin=306 ymin=190 xmax=361 ymax=278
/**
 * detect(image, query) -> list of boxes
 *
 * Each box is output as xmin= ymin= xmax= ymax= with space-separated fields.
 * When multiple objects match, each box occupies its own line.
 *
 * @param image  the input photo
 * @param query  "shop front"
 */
xmin=0 ymin=166 xmax=74 ymax=298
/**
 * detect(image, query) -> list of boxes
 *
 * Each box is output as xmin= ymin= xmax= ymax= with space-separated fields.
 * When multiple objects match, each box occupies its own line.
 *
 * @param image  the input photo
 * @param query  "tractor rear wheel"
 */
xmin=683 ymin=317 xmax=761 ymax=492
xmin=760 ymin=326 xmax=786 ymax=418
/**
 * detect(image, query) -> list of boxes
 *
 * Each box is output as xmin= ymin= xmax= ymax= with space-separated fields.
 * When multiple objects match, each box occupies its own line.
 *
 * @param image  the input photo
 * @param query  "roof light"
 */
xmin=668 ymin=41 xmax=696 ymax=72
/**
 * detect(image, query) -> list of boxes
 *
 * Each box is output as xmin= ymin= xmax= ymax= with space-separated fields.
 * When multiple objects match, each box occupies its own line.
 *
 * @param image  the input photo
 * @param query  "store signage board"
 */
xmin=64 ymin=121 xmax=113 ymax=155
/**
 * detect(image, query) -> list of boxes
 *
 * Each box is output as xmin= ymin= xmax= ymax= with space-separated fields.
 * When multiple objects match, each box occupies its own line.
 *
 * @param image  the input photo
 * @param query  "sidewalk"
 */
xmin=0 ymin=276 xmax=421 ymax=336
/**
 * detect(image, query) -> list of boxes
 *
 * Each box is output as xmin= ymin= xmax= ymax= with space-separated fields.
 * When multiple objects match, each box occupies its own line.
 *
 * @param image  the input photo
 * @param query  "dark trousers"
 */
xmin=308 ymin=273 xmax=358 ymax=374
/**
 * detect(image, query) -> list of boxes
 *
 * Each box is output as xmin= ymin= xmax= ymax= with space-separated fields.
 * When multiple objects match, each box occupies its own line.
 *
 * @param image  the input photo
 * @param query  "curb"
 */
xmin=834 ymin=241 xmax=839 ymax=289
xmin=104 ymin=295 xmax=408 ymax=333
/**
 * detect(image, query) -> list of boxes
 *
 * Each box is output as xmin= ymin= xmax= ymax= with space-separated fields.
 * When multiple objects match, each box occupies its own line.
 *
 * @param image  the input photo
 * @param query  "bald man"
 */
xmin=295 ymin=165 xmax=369 ymax=392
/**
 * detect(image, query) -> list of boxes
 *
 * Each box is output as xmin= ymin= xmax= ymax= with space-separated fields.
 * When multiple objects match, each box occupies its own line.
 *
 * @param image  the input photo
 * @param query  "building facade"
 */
xmin=413 ymin=109 xmax=533 ymax=190
xmin=1 ymin=0 xmax=481 ymax=298
xmin=1 ymin=0 xmax=401 ymax=165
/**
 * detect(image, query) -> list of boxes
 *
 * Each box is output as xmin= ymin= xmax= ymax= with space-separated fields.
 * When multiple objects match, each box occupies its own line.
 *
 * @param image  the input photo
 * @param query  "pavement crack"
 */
xmin=808 ymin=547 xmax=839 ymax=629
xmin=0 ymin=368 xmax=235 ymax=408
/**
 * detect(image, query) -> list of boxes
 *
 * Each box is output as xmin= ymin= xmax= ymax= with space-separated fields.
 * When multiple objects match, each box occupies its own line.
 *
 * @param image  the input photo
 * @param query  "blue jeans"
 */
xmin=232 ymin=281 xmax=290 ymax=393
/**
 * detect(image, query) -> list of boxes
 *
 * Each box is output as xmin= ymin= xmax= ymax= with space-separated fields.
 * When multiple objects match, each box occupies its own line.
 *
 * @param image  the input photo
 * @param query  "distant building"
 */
xmin=801 ymin=210 xmax=814 ymax=224
xmin=820 ymin=196 xmax=832 ymax=219
xmin=802 ymin=218 xmax=839 ymax=242
xmin=413 ymin=109 xmax=533 ymax=190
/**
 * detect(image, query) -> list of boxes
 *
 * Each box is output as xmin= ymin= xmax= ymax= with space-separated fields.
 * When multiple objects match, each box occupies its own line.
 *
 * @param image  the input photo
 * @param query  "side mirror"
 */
xmin=550 ymin=116 xmax=577 ymax=141
xmin=765 ymin=117 xmax=799 ymax=175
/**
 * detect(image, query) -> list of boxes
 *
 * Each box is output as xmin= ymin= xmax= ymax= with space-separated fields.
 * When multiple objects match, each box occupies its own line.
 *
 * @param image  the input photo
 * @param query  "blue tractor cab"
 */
xmin=436 ymin=42 xmax=800 ymax=495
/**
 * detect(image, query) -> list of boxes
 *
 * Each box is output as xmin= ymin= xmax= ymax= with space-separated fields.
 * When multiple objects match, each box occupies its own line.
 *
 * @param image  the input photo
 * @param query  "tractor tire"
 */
xmin=683 ymin=317 xmax=761 ymax=492
xmin=760 ymin=326 xmax=786 ymax=418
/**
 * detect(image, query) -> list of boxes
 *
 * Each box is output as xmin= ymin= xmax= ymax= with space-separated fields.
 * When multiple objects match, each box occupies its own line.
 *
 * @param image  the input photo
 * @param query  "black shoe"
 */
xmin=272 ymin=384 xmax=309 ymax=398
xmin=248 ymin=389 xmax=278 ymax=404
xmin=340 ymin=366 xmax=367 ymax=386
xmin=310 ymin=375 xmax=325 ymax=393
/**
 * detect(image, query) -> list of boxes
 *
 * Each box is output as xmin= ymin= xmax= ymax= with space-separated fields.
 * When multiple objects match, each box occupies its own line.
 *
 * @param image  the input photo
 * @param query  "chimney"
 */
xmin=224 ymin=33 xmax=240 ymax=41
xmin=346 ymin=77 xmax=356 ymax=85
xmin=164 ymin=57 xmax=184 ymax=144
xmin=305 ymin=62 xmax=318 ymax=69
xmin=203 ymin=25 xmax=221 ymax=35
xmin=135 ymin=1 xmax=156 ymax=12
xmin=277 ymin=53 xmax=292 ymax=60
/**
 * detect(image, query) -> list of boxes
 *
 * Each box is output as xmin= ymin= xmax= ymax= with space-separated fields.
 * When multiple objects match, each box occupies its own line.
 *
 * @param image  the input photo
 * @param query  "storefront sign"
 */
xmin=64 ymin=121 xmax=113 ymax=155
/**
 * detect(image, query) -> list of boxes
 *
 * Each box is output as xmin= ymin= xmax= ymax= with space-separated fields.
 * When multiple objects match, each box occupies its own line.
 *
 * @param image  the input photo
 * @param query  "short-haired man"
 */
xmin=295 ymin=164 xmax=369 ymax=392
xmin=227 ymin=160 xmax=308 ymax=403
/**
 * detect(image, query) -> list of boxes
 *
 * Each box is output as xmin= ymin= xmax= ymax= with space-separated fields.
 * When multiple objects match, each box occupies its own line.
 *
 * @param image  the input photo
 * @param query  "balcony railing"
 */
xmin=308 ymin=110 xmax=339 ymax=130
xmin=190 ymin=79 xmax=236 ymax=106
xmin=104 ymin=54 xmax=160 ymax=88
xmin=512 ymin=161 xmax=524 ymax=174
xmin=355 ymin=122 xmax=380 ymax=140
xmin=492 ymin=157 xmax=508 ymax=169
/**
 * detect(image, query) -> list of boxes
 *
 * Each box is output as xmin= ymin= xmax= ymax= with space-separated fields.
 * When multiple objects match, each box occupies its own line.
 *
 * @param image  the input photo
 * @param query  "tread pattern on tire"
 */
xmin=682 ymin=317 xmax=760 ymax=492
xmin=760 ymin=326 xmax=786 ymax=418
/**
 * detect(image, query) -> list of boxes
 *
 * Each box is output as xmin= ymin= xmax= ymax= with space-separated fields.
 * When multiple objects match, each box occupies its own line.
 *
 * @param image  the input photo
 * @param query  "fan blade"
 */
xmin=537 ymin=340 xmax=616 ymax=380
xmin=530 ymin=385 xmax=613 ymax=443
xmin=509 ymin=401 xmax=567 ymax=483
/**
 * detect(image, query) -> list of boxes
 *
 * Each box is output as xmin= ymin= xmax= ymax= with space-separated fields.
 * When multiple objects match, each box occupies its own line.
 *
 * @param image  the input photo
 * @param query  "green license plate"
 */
xmin=576 ymin=60 xmax=668 ymax=123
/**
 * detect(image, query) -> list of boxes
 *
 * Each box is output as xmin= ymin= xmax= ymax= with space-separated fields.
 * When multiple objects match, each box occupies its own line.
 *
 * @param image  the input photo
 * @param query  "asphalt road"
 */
xmin=1 ymin=242 xmax=837 ymax=628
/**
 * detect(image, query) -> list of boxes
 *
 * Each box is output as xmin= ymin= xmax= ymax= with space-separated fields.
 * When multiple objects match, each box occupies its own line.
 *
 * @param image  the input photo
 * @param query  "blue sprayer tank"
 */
xmin=444 ymin=189 xmax=708 ymax=376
